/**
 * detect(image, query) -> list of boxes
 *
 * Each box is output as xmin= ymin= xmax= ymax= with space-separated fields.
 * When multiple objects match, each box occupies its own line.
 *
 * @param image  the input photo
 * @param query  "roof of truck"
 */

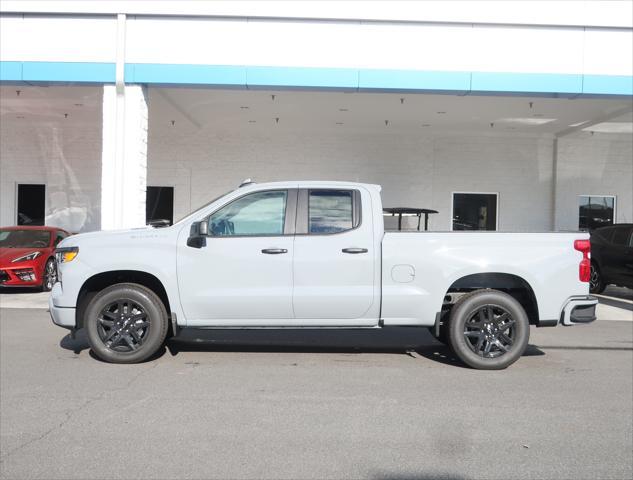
xmin=239 ymin=180 xmax=381 ymax=191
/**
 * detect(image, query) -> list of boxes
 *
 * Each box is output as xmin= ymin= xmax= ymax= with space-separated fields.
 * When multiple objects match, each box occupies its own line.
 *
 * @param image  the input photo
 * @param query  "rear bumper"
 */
xmin=561 ymin=296 xmax=598 ymax=326
xmin=49 ymin=283 xmax=76 ymax=328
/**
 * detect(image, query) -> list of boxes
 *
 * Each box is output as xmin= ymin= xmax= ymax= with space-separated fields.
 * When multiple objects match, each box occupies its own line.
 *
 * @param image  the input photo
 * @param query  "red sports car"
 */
xmin=0 ymin=226 xmax=70 ymax=291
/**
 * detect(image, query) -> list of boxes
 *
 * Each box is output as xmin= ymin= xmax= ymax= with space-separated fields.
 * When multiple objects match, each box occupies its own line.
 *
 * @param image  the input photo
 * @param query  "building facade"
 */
xmin=1 ymin=1 xmax=632 ymax=233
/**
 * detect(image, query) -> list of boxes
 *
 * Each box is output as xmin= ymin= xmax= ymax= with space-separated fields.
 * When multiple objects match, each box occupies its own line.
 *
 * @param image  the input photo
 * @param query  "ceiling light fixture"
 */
xmin=583 ymin=122 xmax=633 ymax=133
xmin=496 ymin=117 xmax=556 ymax=125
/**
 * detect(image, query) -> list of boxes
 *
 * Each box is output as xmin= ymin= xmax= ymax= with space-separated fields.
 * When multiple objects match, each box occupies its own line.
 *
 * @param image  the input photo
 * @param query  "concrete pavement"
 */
xmin=0 ymin=307 xmax=632 ymax=480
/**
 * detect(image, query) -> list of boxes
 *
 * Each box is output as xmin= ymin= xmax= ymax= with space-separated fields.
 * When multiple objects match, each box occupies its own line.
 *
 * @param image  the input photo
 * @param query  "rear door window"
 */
xmin=612 ymin=227 xmax=630 ymax=246
xmin=308 ymin=190 xmax=354 ymax=234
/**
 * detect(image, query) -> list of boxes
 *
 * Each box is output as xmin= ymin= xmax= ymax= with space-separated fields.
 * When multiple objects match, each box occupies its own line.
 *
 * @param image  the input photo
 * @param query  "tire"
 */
xmin=590 ymin=263 xmax=606 ymax=294
xmin=447 ymin=289 xmax=530 ymax=370
xmin=41 ymin=258 xmax=57 ymax=292
xmin=84 ymin=283 xmax=168 ymax=364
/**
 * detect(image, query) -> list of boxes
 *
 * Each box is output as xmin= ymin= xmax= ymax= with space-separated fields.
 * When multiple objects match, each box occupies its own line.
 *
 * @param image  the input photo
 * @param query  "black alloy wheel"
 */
xmin=463 ymin=305 xmax=516 ymax=358
xmin=97 ymin=300 xmax=150 ymax=352
xmin=447 ymin=289 xmax=530 ymax=370
xmin=85 ymin=283 xmax=168 ymax=363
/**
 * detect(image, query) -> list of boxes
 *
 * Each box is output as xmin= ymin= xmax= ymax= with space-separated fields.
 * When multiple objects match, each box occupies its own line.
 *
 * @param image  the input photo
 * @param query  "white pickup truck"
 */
xmin=50 ymin=181 xmax=597 ymax=369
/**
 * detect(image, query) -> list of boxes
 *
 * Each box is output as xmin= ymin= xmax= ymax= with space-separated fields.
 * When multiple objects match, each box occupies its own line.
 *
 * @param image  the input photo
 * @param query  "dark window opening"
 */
xmin=453 ymin=193 xmax=497 ymax=231
xmin=17 ymin=184 xmax=45 ymax=226
xmin=578 ymin=196 xmax=615 ymax=231
xmin=146 ymin=186 xmax=174 ymax=226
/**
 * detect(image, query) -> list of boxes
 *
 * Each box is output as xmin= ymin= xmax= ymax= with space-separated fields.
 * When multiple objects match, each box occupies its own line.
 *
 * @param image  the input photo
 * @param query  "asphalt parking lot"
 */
xmin=0 ymin=289 xmax=632 ymax=480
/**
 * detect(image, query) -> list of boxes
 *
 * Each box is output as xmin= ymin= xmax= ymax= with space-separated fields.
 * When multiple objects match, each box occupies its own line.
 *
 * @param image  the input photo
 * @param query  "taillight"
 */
xmin=574 ymin=239 xmax=591 ymax=282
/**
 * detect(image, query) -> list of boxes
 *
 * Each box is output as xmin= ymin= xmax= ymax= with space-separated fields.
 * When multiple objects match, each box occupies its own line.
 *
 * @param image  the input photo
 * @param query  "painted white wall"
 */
xmin=0 ymin=14 xmax=117 ymax=63
xmin=125 ymin=17 xmax=632 ymax=77
xmin=146 ymin=117 xmax=557 ymax=232
xmin=1 ymin=11 xmax=631 ymax=78
xmin=0 ymin=96 xmax=103 ymax=232
xmin=555 ymin=135 xmax=633 ymax=230
xmin=100 ymin=85 xmax=148 ymax=230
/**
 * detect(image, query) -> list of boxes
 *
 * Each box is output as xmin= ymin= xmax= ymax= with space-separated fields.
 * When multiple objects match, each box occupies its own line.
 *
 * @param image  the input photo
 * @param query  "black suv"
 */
xmin=590 ymin=224 xmax=633 ymax=293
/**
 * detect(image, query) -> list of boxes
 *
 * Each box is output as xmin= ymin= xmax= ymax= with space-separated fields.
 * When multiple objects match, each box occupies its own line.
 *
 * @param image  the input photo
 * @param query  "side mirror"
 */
xmin=187 ymin=221 xmax=208 ymax=249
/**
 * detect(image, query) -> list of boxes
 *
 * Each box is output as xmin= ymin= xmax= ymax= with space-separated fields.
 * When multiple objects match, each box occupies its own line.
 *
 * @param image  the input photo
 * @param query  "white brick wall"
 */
xmin=0 ymin=110 xmax=102 ymax=232
xmin=556 ymin=135 xmax=633 ymax=230
xmin=147 ymin=123 xmax=562 ymax=231
xmin=1 ymin=92 xmax=630 ymax=234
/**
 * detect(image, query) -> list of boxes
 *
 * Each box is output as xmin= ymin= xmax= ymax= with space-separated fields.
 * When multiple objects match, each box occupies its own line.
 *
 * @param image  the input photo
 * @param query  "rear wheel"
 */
xmin=590 ymin=263 xmax=606 ymax=294
xmin=84 ymin=283 xmax=168 ymax=363
xmin=447 ymin=290 xmax=530 ymax=370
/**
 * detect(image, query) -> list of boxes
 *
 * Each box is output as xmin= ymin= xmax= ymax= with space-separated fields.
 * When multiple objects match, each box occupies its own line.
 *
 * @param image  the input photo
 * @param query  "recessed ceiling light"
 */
xmin=496 ymin=117 xmax=556 ymax=125
xmin=583 ymin=122 xmax=633 ymax=133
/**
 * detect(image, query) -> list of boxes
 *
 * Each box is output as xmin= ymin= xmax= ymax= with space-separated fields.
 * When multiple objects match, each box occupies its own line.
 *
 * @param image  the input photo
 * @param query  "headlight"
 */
xmin=11 ymin=251 xmax=41 ymax=263
xmin=55 ymin=246 xmax=79 ymax=263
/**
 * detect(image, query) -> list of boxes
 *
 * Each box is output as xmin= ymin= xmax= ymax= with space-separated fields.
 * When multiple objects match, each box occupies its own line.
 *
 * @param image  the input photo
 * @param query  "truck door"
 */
xmin=177 ymin=189 xmax=296 ymax=325
xmin=292 ymin=188 xmax=378 ymax=324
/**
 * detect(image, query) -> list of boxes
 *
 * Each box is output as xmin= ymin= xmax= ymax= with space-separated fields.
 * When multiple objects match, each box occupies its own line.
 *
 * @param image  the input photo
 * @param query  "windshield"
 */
xmin=174 ymin=189 xmax=234 ymax=224
xmin=0 ymin=230 xmax=51 ymax=248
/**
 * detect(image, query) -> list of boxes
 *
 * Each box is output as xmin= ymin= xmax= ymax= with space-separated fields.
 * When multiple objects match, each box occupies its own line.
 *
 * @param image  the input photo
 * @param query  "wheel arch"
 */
xmin=75 ymin=270 xmax=172 ymax=331
xmin=445 ymin=272 xmax=539 ymax=325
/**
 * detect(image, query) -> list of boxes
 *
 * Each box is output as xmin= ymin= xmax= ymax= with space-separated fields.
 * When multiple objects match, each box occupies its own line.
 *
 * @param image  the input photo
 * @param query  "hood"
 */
xmin=0 ymin=247 xmax=46 ymax=265
xmin=57 ymin=225 xmax=178 ymax=250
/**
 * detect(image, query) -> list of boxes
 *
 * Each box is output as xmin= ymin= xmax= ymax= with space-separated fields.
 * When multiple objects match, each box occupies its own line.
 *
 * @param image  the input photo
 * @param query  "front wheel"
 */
xmin=41 ymin=258 xmax=57 ymax=292
xmin=84 ymin=283 xmax=168 ymax=363
xmin=447 ymin=290 xmax=530 ymax=370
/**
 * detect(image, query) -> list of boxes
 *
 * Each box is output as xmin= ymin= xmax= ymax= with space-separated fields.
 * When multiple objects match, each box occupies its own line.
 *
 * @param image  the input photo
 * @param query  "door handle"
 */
xmin=261 ymin=248 xmax=288 ymax=254
xmin=342 ymin=247 xmax=368 ymax=254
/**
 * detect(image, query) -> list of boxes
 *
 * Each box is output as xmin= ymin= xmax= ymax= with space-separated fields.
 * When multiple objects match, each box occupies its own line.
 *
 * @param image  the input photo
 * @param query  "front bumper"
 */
xmin=561 ymin=295 xmax=598 ymax=326
xmin=0 ymin=264 xmax=42 ymax=287
xmin=49 ymin=283 xmax=76 ymax=328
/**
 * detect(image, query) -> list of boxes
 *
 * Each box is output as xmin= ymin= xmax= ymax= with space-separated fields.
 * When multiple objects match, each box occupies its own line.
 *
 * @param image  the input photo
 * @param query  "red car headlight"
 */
xmin=11 ymin=251 xmax=42 ymax=263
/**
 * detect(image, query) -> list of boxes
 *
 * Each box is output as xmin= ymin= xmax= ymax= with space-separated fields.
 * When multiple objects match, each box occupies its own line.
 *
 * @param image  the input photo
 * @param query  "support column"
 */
xmin=100 ymin=84 xmax=148 ymax=230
